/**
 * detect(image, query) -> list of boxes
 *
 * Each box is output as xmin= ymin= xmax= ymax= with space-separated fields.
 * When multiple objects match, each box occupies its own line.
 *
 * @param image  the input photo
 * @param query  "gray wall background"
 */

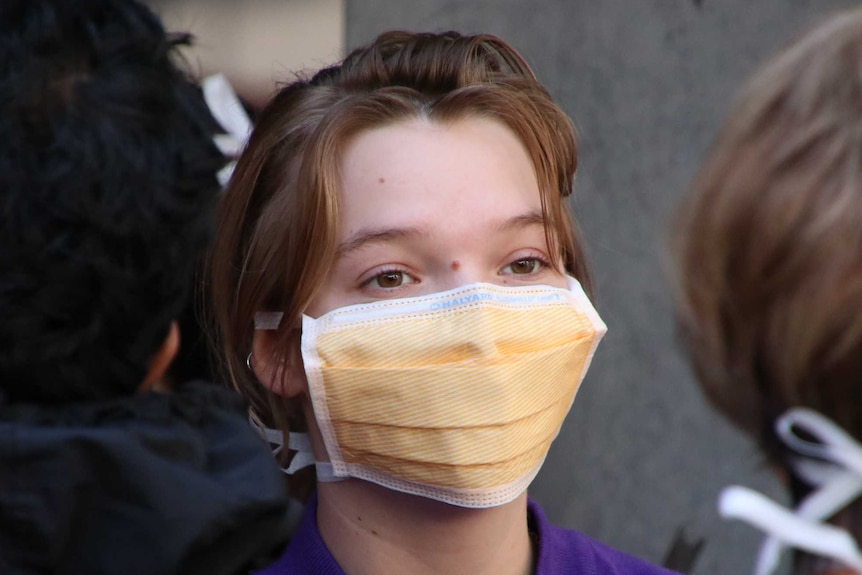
xmin=346 ymin=2 xmax=859 ymax=574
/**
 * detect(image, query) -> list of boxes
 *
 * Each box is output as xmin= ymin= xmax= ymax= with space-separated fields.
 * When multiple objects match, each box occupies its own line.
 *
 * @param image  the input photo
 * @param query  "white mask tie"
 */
xmin=718 ymin=408 xmax=862 ymax=575
xmin=248 ymin=415 xmax=344 ymax=481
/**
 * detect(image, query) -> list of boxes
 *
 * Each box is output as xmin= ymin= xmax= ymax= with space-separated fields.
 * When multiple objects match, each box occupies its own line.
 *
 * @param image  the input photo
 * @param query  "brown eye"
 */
xmin=363 ymin=268 xmax=417 ymax=291
xmin=508 ymin=258 xmax=540 ymax=274
xmin=375 ymin=271 xmax=405 ymax=288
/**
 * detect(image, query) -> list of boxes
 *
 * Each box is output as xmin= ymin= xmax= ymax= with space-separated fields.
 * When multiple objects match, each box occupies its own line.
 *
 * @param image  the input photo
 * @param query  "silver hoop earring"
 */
xmin=246 ymin=352 xmax=254 ymax=371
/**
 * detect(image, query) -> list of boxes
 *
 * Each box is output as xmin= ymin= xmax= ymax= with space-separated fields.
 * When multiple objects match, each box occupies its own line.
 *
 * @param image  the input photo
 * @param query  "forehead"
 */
xmin=336 ymin=117 xmax=542 ymax=235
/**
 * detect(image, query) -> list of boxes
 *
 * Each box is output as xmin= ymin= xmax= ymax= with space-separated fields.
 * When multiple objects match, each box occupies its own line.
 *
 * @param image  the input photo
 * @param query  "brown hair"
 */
xmin=209 ymin=31 xmax=590 ymax=497
xmin=671 ymin=8 xmax=862 ymax=570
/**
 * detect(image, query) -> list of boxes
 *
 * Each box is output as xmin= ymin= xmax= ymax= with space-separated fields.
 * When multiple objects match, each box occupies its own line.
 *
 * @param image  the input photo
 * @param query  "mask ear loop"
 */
xmin=284 ymin=432 xmax=315 ymax=474
xmin=249 ymin=420 xmax=342 ymax=482
xmin=254 ymin=312 xmax=285 ymax=330
xmin=719 ymin=408 xmax=862 ymax=575
xmin=250 ymin=312 xmax=345 ymax=482
xmin=249 ymin=412 xmax=284 ymax=457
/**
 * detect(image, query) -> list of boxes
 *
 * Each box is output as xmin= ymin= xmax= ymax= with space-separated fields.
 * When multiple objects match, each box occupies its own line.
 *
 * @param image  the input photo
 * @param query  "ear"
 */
xmin=138 ymin=321 xmax=180 ymax=393
xmin=251 ymin=329 xmax=307 ymax=398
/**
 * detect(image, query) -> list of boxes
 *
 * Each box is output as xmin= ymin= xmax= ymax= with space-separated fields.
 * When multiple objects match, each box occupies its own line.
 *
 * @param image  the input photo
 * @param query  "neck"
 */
xmin=317 ymin=480 xmax=534 ymax=575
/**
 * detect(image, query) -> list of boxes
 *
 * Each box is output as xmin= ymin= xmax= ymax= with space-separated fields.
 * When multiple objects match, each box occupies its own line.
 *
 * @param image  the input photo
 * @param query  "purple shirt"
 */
xmin=256 ymin=492 xmax=677 ymax=575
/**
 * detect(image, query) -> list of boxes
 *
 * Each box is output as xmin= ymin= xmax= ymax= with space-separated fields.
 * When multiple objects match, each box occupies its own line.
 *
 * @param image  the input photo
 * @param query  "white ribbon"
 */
xmin=719 ymin=408 xmax=862 ymax=575
xmin=201 ymin=73 xmax=252 ymax=187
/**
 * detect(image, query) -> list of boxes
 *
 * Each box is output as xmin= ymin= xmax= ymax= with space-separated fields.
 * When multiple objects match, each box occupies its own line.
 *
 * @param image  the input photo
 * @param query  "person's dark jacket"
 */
xmin=0 ymin=381 xmax=291 ymax=574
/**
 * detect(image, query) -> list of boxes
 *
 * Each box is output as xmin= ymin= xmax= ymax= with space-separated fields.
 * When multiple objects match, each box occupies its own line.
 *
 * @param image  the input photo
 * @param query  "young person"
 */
xmin=0 ymin=1 xmax=290 ymax=573
xmin=210 ymin=30 xmax=676 ymax=575
xmin=672 ymin=7 xmax=862 ymax=575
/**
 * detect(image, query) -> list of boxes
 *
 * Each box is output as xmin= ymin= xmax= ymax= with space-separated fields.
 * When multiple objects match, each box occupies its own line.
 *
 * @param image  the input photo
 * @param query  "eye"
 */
xmin=502 ymin=257 xmax=545 ymax=275
xmin=368 ymin=269 xmax=416 ymax=289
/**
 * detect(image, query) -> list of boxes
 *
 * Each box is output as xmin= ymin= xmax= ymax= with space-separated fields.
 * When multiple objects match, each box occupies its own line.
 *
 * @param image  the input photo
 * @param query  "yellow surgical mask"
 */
xmin=255 ymin=276 xmax=606 ymax=508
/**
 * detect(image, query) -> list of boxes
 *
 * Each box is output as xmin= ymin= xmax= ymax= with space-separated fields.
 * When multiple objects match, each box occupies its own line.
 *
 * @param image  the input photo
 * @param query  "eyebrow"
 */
xmin=336 ymin=226 xmax=427 ymax=257
xmin=494 ymin=210 xmax=547 ymax=232
xmin=335 ymin=210 xmax=547 ymax=257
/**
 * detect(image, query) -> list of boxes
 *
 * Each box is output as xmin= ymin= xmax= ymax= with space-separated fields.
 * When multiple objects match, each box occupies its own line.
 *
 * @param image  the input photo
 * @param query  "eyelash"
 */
xmin=359 ymin=251 xmax=554 ymax=292
xmin=360 ymin=266 xmax=416 ymax=291
xmin=501 ymin=253 xmax=552 ymax=276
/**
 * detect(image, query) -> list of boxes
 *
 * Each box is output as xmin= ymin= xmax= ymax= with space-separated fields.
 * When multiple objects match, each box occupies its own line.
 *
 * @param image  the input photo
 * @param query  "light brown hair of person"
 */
xmin=208 ymin=31 xmax=590 ymax=499
xmin=671 ymin=8 xmax=862 ymax=572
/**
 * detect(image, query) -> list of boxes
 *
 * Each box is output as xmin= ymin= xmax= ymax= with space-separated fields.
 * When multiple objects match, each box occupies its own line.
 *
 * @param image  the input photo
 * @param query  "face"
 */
xmin=253 ymin=116 xmax=569 ymax=459
xmin=305 ymin=116 xmax=567 ymax=318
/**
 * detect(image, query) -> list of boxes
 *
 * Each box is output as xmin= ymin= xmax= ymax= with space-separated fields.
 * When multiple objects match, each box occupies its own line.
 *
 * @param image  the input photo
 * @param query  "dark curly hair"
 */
xmin=0 ymin=0 xmax=224 ymax=403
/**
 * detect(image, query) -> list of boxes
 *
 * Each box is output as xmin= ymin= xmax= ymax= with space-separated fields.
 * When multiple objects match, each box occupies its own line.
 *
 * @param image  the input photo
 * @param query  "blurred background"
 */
xmin=145 ymin=1 xmax=861 ymax=574
xmin=146 ymin=0 xmax=344 ymax=108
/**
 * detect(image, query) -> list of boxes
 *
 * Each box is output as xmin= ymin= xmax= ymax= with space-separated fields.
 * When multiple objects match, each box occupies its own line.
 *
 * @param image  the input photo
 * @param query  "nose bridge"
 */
xmin=430 ymin=206 xmax=502 ymax=291
xmin=438 ymin=260 xmax=493 ymax=292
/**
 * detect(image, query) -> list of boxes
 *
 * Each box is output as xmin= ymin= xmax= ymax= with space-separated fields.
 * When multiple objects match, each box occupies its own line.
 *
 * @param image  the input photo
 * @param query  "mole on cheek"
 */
xmin=450 ymin=260 xmax=460 ymax=271
xmin=378 ymin=177 xmax=385 ymax=184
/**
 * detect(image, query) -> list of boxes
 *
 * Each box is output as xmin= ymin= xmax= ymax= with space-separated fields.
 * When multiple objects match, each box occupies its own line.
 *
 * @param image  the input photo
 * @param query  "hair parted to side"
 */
xmin=209 ymin=31 xmax=590 ymax=496
xmin=0 ymin=0 xmax=223 ymax=403
xmin=672 ymin=8 xmax=862 ymax=571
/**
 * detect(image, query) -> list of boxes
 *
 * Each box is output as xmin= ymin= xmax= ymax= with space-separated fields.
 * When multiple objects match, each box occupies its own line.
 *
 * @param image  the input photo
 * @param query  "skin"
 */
xmin=306 ymin=116 xmax=566 ymax=314
xmin=138 ymin=320 xmax=179 ymax=394
xmin=255 ymin=117 xmax=568 ymax=575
